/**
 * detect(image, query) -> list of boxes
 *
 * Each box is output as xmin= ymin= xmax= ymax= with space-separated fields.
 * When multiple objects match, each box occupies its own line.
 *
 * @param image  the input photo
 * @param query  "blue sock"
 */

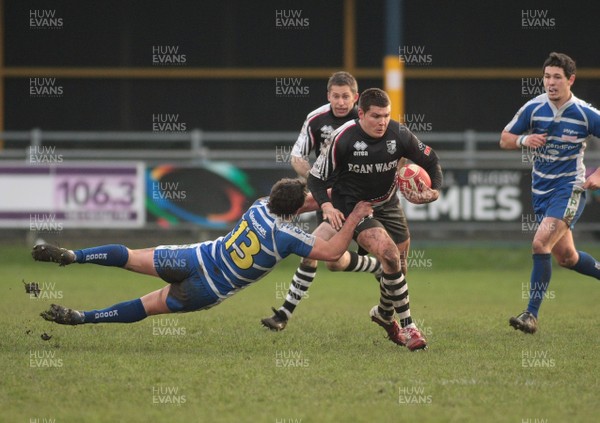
xmin=74 ymin=244 xmax=129 ymax=267
xmin=527 ymin=253 xmax=552 ymax=318
xmin=83 ymin=298 xmax=147 ymax=324
xmin=570 ymin=251 xmax=600 ymax=280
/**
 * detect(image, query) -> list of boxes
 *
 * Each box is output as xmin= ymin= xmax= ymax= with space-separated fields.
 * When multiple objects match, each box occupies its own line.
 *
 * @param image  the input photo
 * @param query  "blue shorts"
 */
xmin=532 ymin=185 xmax=586 ymax=229
xmin=153 ymin=244 xmax=220 ymax=313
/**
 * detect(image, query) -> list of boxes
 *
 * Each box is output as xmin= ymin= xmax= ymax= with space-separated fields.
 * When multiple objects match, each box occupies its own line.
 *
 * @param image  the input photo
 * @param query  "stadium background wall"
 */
xmin=3 ymin=0 xmax=600 ymax=132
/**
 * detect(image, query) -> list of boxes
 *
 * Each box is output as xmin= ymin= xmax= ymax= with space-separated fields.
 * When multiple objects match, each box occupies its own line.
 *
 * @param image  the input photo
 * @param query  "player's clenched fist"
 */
xmin=522 ymin=133 xmax=547 ymax=149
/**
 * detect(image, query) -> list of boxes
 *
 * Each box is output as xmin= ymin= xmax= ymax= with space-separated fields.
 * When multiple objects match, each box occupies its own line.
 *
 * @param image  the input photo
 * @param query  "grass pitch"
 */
xmin=2 ymin=243 xmax=599 ymax=422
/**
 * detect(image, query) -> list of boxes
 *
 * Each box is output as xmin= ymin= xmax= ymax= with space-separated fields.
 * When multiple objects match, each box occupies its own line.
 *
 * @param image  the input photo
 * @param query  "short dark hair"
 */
xmin=543 ymin=52 xmax=576 ymax=78
xmin=327 ymin=71 xmax=358 ymax=94
xmin=267 ymin=178 xmax=306 ymax=216
xmin=358 ymin=88 xmax=390 ymax=112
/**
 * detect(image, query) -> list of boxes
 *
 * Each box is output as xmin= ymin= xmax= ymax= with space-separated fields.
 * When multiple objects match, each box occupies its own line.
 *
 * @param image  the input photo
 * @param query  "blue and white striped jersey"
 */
xmin=197 ymin=198 xmax=315 ymax=298
xmin=505 ymin=93 xmax=600 ymax=195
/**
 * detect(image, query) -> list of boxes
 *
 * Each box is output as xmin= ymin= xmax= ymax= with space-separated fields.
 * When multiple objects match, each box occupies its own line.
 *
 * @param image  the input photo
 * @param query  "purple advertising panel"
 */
xmin=0 ymin=162 xmax=145 ymax=228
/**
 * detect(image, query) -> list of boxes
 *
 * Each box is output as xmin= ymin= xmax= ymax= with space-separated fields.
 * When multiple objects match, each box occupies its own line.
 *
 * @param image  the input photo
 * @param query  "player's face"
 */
xmin=327 ymin=85 xmax=358 ymax=117
xmin=358 ymin=105 xmax=391 ymax=138
xmin=543 ymin=66 xmax=575 ymax=106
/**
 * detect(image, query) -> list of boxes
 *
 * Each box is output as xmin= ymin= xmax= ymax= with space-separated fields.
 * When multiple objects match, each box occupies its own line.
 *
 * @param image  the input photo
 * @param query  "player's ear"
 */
xmin=568 ymin=74 xmax=576 ymax=86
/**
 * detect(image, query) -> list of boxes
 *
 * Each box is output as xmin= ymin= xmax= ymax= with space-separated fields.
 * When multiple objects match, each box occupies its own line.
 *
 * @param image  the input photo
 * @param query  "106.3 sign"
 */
xmin=0 ymin=162 xmax=145 ymax=228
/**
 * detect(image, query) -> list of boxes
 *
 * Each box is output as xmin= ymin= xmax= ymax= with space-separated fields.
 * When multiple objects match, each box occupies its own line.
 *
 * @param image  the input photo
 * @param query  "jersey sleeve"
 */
xmin=309 ymin=121 xmax=347 ymax=181
xmin=275 ymin=223 xmax=316 ymax=258
xmin=292 ymin=105 xmax=331 ymax=159
xmin=291 ymin=114 xmax=314 ymax=158
xmin=584 ymin=104 xmax=600 ymax=138
xmin=504 ymin=102 xmax=535 ymax=135
xmin=401 ymin=130 xmax=443 ymax=190
xmin=307 ymin=126 xmax=342 ymax=205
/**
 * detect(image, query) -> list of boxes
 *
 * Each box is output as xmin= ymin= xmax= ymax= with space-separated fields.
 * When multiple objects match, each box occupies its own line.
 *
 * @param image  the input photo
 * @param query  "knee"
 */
xmin=325 ymin=259 xmax=345 ymax=272
xmin=379 ymin=248 xmax=401 ymax=272
xmin=301 ymin=257 xmax=318 ymax=270
xmin=555 ymin=250 xmax=578 ymax=268
xmin=531 ymin=239 xmax=549 ymax=254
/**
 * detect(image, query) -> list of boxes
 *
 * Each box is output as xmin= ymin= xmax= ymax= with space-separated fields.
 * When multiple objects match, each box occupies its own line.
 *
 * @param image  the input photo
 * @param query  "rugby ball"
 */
xmin=397 ymin=164 xmax=431 ymax=197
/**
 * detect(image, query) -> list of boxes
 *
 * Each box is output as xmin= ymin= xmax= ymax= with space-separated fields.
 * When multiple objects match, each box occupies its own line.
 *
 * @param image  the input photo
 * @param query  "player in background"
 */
xmin=308 ymin=88 xmax=443 ymax=351
xmin=262 ymin=72 xmax=382 ymax=331
xmin=33 ymin=178 xmax=373 ymax=327
xmin=500 ymin=52 xmax=600 ymax=334
xmin=290 ymin=71 xmax=360 ymax=181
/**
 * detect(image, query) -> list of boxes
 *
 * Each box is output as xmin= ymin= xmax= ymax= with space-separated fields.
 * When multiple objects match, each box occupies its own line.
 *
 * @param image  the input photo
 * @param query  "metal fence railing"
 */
xmin=2 ymin=129 xmax=600 ymax=239
xmin=2 ymin=128 xmax=579 ymax=168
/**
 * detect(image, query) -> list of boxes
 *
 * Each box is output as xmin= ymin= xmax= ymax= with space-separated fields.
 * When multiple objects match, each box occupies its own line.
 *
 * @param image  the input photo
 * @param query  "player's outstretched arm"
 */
xmin=307 ymin=201 xmax=372 ymax=262
xmin=291 ymin=155 xmax=311 ymax=180
xmin=295 ymin=188 xmax=333 ymax=215
xmin=295 ymin=192 xmax=319 ymax=215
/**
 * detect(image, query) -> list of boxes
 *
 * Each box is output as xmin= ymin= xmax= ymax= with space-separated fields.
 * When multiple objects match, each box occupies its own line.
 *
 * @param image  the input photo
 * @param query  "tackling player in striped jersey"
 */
xmin=262 ymin=72 xmax=383 ymax=331
xmin=33 ymin=178 xmax=373 ymax=327
xmin=501 ymin=52 xmax=600 ymax=334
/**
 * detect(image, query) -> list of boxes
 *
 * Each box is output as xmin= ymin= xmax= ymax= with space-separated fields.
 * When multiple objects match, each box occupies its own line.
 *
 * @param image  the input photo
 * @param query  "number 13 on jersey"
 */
xmin=224 ymin=219 xmax=261 ymax=269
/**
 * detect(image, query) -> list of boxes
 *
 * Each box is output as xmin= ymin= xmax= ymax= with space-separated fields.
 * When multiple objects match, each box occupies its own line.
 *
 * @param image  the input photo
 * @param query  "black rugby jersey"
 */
xmin=291 ymin=103 xmax=359 ymax=160
xmin=308 ymin=119 xmax=442 ymax=214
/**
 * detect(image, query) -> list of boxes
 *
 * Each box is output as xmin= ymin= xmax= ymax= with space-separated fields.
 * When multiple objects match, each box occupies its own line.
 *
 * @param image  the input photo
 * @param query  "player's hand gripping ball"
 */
xmin=397 ymin=164 xmax=432 ymax=200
